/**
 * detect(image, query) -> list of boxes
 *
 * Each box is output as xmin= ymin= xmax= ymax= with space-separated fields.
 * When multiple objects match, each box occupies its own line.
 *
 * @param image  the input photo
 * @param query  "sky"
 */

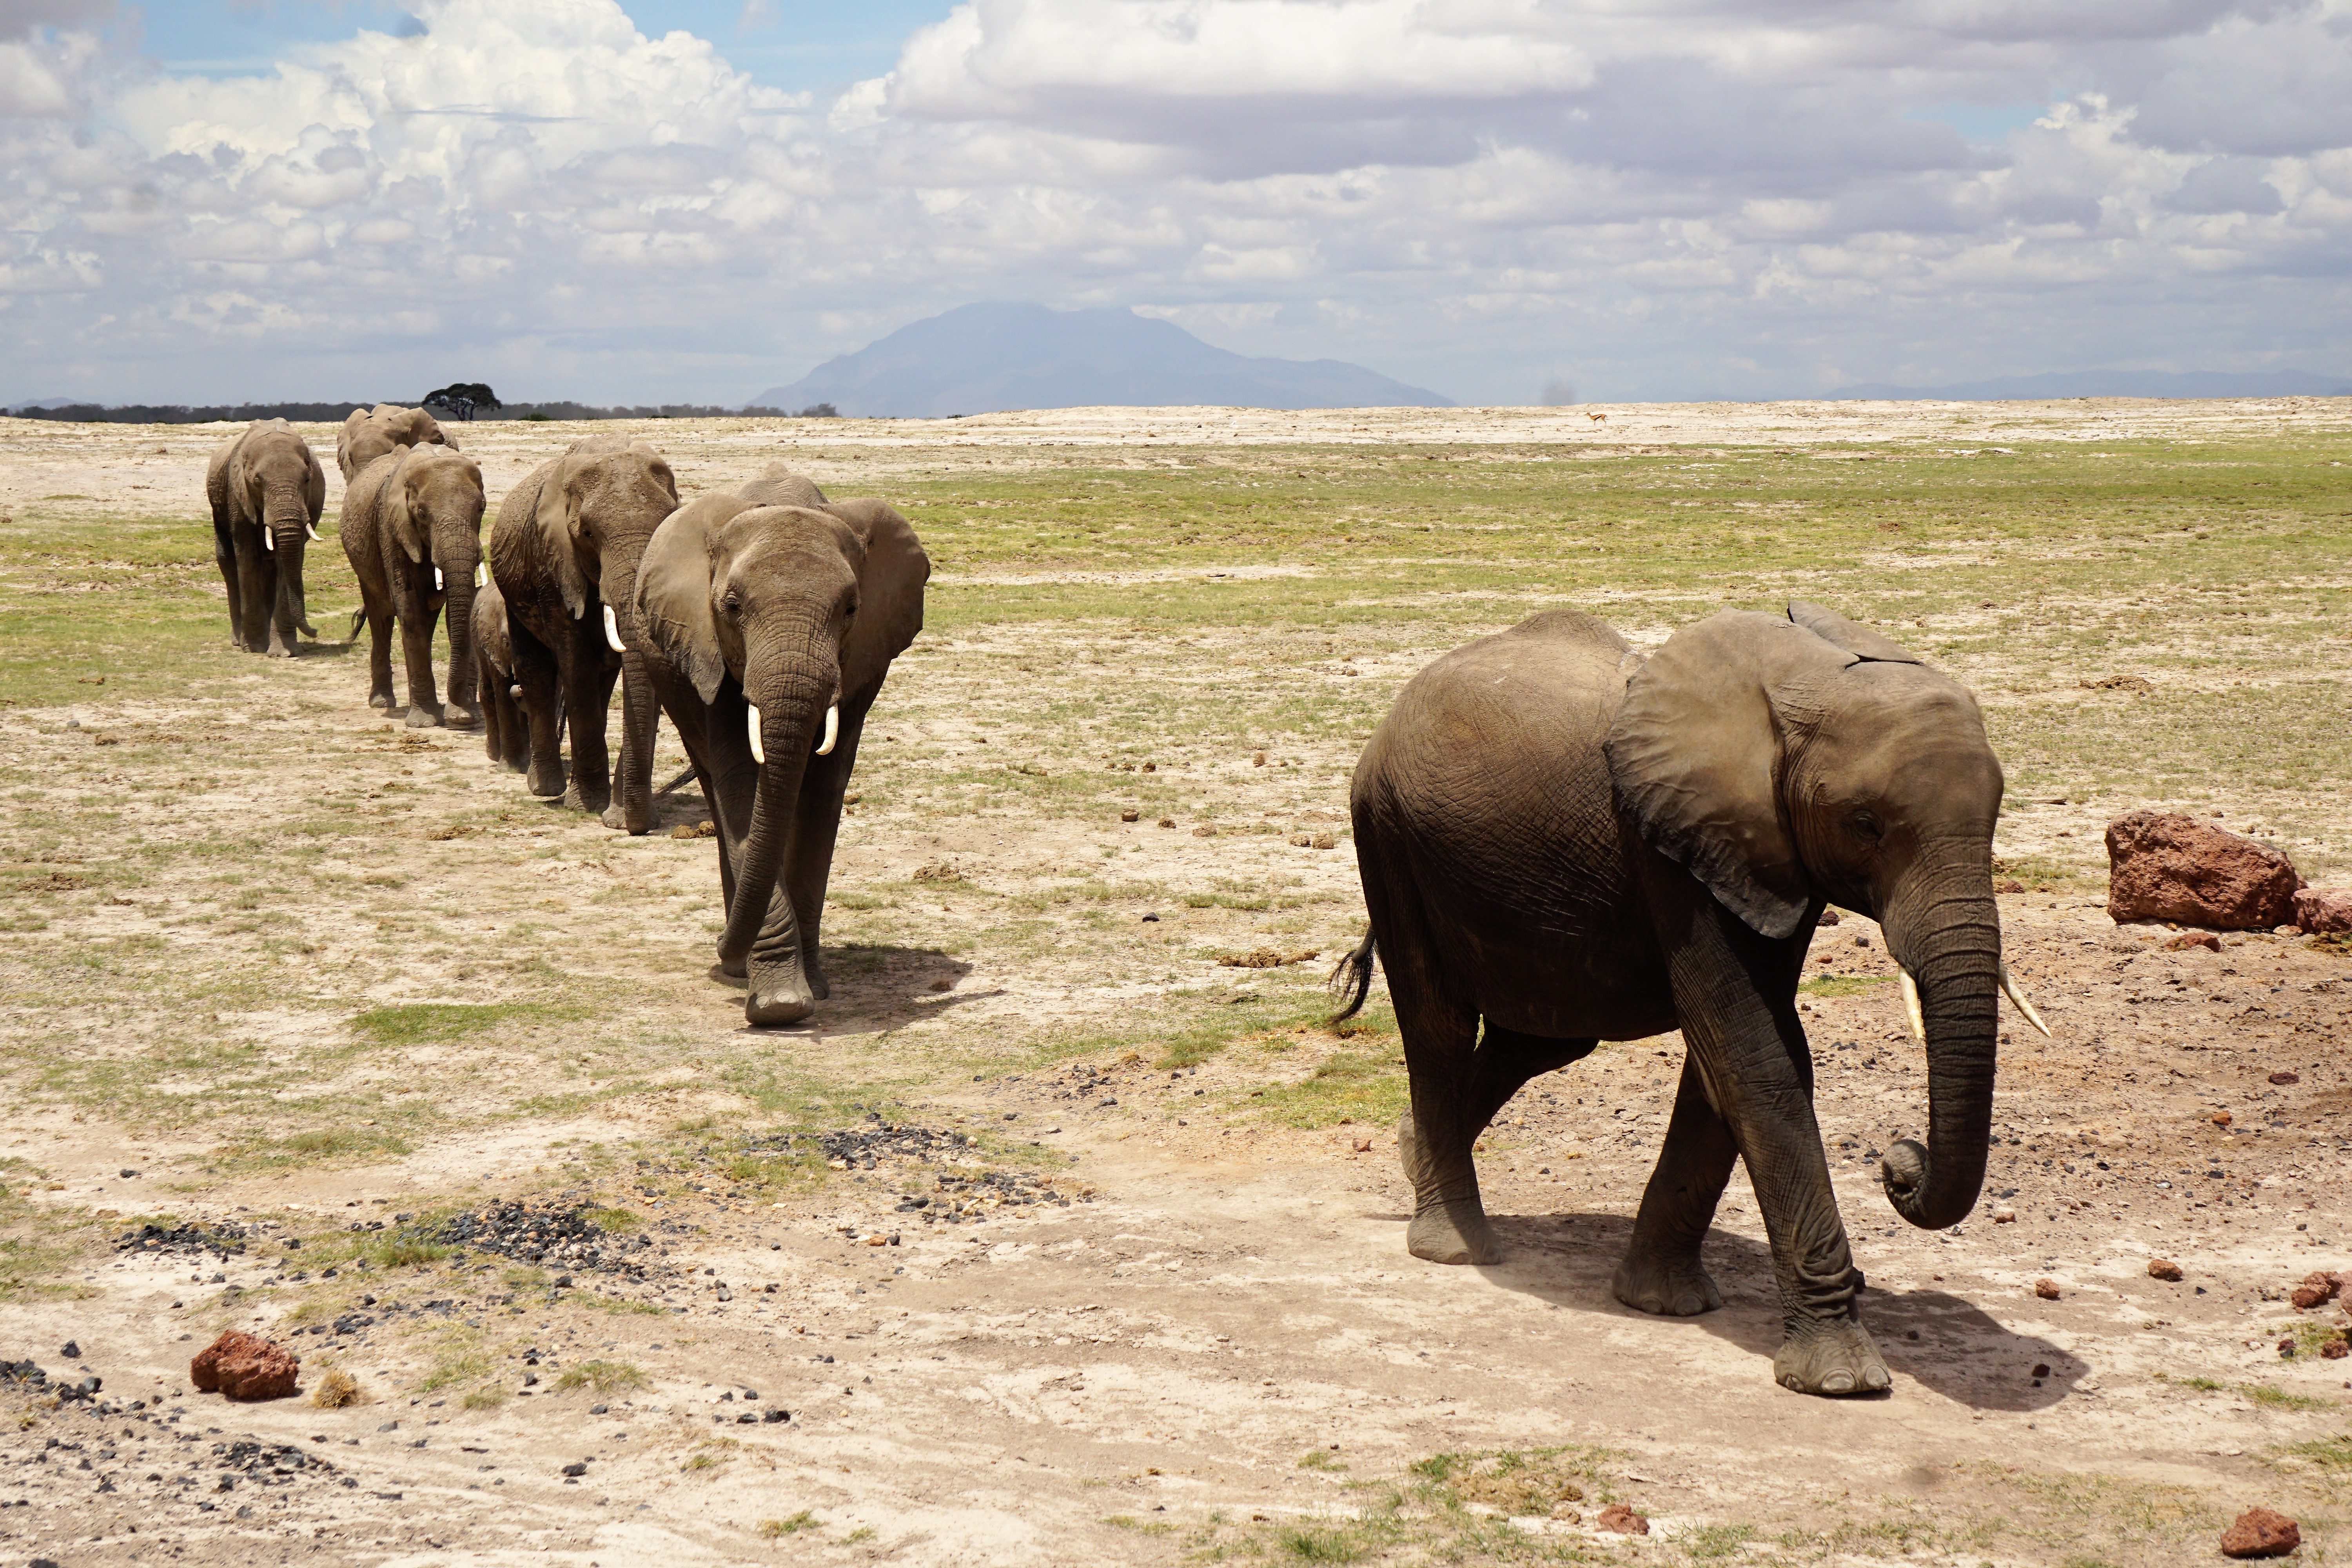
xmin=4 ymin=0 xmax=2350 ymax=406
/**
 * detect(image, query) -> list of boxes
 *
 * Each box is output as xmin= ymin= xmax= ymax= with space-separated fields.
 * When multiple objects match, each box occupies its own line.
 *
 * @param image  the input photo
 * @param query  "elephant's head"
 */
xmin=338 ymin=403 xmax=456 ymax=482
xmin=636 ymin=498 xmax=927 ymax=1024
xmin=1606 ymin=602 xmax=2031 ymax=1232
xmin=535 ymin=438 xmax=678 ymax=647
xmin=385 ymin=446 xmax=488 ymax=717
xmin=241 ymin=420 xmax=323 ymax=637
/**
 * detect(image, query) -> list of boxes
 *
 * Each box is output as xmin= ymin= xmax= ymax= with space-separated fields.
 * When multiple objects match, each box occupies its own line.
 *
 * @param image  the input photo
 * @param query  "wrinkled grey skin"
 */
xmin=634 ymin=468 xmax=927 ymax=1026
xmin=487 ymin=436 xmax=678 ymax=828
xmin=1336 ymin=603 xmax=2007 ymax=1397
xmin=336 ymin=403 xmax=457 ymax=484
xmin=340 ymin=445 xmax=486 ymax=728
xmin=205 ymin=419 xmax=325 ymax=657
xmin=472 ymin=575 xmax=541 ymax=773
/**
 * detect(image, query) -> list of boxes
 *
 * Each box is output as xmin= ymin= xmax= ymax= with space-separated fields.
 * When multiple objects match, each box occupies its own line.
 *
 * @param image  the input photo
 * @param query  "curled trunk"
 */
xmin=1877 ymin=852 xmax=2001 ymax=1230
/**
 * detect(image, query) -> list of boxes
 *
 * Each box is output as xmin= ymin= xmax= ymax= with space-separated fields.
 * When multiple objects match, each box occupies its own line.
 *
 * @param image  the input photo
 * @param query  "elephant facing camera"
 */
xmin=1339 ymin=601 xmax=2043 ymax=1396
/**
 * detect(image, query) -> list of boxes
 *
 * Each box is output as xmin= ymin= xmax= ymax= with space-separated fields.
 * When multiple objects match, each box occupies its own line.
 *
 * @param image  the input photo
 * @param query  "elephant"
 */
xmin=337 ymin=403 xmax=457 ymax=483
xmin=471 ymin=575 xmax=539 ymax=773
xmin=339 ymin=445 xmax=487 ymax=728
xmin=633 ymin=466 xmax=927 ymax=1026
xmin=205 ymin=419 xmax=325 ymax=657
xmin=1332 ymin=603 xmax=2047 ymax=1397
xmin=487 ymin=435 xmax=679 ymax=828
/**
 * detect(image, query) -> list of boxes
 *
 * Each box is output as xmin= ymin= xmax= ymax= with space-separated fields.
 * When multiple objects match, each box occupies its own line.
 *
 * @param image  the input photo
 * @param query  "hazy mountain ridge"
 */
xmin=1827 ymin=369 xmax=2352 ymax=401
xmin=749 ymin=303 xmax=1454 ymax=416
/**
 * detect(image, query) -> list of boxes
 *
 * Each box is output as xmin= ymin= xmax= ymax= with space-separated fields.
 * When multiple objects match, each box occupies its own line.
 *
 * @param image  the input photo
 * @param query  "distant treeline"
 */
xmin=7 ymin=400 xmax=840 ymax=424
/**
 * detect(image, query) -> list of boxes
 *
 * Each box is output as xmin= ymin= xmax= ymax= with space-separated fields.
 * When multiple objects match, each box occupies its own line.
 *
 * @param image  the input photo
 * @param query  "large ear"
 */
xmin=1605 ymin=610 xmax=1856 ymax=939
xmin=536 ymin=457 xmax=593 ymax=619
xmin=386 ymin=455 xmax=427 ymax=564
xmin=635 ymin=505 xmax=727 ymax=704
xmin=1786 ymin=601 xmax=1926 ymax=666
xmin=829 ymin=499 xmax=929 ymax=696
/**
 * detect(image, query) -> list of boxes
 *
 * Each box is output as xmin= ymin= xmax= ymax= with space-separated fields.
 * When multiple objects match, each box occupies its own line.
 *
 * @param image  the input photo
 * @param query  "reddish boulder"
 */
xmin=2105 ymin=812 xmax=2300 ymax=930
xmin=2294 ymin=887 xmax=2352 ymax=935
xmin=1595 ymin=1503 xmax=1650 ymax=1535
xmin=2148 ymin=1258 xmax=2183 ymax=1282
xmin=2219 ymin=1506 xmax=2300 ymax=1559
xmin=189 ymin=1330 xmax=299 ymax=1401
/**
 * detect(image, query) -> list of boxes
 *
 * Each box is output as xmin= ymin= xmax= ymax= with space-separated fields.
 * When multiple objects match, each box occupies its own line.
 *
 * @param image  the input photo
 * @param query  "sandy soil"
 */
xmin=0 ymin=403 xmax=2347 ymax=1567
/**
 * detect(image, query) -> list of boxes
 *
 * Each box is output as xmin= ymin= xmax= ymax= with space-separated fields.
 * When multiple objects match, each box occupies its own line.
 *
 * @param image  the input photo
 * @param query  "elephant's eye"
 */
xmin=1850 ymin=811 xmax=1884 ymax=844
xmin=720 ymin=591 xmax=743 ymax=617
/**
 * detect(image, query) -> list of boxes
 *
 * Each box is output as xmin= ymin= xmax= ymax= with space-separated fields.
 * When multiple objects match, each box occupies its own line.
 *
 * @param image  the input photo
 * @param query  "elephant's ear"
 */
xmin=386 ymin=455 xmax=427 ymax=564
xmin=1605 ymin=610 xmax=1856 ymax=939
xmin=830 ymin=499 xmax=929 ymax=696
xmin=537 ymin=457 xmax=592 ymax=619
xmin=636 ymin=507 xmax=727 ymax=704
xmin=1786 ymin=601 xmax=1926 ymax=666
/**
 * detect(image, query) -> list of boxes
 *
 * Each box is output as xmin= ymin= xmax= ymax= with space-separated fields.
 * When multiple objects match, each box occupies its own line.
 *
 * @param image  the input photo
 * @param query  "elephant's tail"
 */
xmin=347 ymin=604 xmax=368 ymax=642
xmin=1328 ymin=929 xmax=1377 ymax=1023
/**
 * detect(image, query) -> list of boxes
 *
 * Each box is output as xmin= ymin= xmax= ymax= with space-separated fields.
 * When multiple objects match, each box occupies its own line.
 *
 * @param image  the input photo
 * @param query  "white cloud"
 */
xmin=3 ymin=0 xmax=2349 ymax=404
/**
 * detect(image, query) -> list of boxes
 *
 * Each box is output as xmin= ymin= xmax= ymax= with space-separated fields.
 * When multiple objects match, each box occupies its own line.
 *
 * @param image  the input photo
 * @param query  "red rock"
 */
xmin=2294 ymin=887 xmax=2352 ymax=934
xmin=2290 ymin=1271 xmax=2344 ymax=1310
xmin=2105 ymin=812 xmax=2301 ymax=930
xmin=2167 ymin=931 xmax=2222 ymax=953
xmin=2034 ymin=1279 xmax=2061 ymax=1301
xmin=2323 ymin=1338 xmax=2348 ymax=1360
xmin=2269 ymin=1071 xmax=2301 ymax=1086
xmin=189 ymin=1330 xmax=299 ymax=1401
xmin=1595 ymin=1503 xmax=1650 ymax=1535
xmin=2148 ymin=1258 xmax=2183 ymax=1282
xmin=2219 ymin=1506 xmax=2300 ymax=1558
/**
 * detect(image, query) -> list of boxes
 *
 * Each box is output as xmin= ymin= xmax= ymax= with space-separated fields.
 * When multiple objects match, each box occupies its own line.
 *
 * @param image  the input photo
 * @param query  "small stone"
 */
xmin=2212 ymin=1111 xmax=2233 ymax=1127
xmin=60 ymin=1341 xmax=78 ymax=1360
xmin=189 ymin=1329 xmax=299 ymax=1400
xmin=2292 ymin=887 xmax=2352 ymax=935
xmin=1993 ymin=1208 xmax=2018 ymax=1224
xmin=1352 ymin=1138 xmax=1372 ymax=1153
xmin=2322 ymin=1339 xmax=2348 ymax=1360
xmin=1119 ymin=809 xmax=1139 ymax=822
xmin=2169 ymin=931 xmax=2223 ymax=953
xmin=589 ymin=1405 xmax=608 ymax=1415
xmin=2034 ymin=1279 xmax=2061 ymax=1301
xmin=763 ymin=1407 xmax=789 ymax=1423
xmin=2105 ymin=811 xmax=2300 ymax=929
xmin=1818 ymin=908 xmax=1842 ymax=925
xmin=2149 ymin=1259 xmax=2183 ymax=1282
xmin=561 ymin=1461 xmax=588 ymax=1477
xmin=119 ymin=1168 xmax=139 ymax=1178
xmin=2032 ymin=1362 xmax=2051 ymax=1378
xmin=1310 ymin=833 xmax=1336 ymax=850
xmin=2270 ymin=1071 xmax=2301 ymax=1086
xmin=2290 ymin=1271 xmax=2342 ymax=1310
xmin=2219 ymin=1506 xmax=2301 ymax=1559
xmin=1595 ymin=1503 xmax=1650 ymax=1535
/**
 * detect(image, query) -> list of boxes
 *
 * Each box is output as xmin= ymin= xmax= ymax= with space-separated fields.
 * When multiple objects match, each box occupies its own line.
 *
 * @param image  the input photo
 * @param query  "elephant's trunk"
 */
xmin=1878 ymin=847 xmax=2001 ymax=1230
xmin=717 ymin=672 xmax=824 ymax=1022
xmin=443 ymin=576 xmax=481 ymax=720
xmin=263 ymin=488 xmax=315 ymax=637
xmin=615 ymin=647 xmax=657 ymax=834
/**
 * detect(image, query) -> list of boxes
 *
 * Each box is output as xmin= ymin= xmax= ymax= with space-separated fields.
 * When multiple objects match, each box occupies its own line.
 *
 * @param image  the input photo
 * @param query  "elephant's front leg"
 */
xmin=560 ymin=644 xmax=617 ymax=815
xmin=213 ymin=522 xmax=245 ymax=650
xmin=364 ymin=595 xmax=397 ymax=710
xmin=235 ymin=534 xmax=274 ymax=653
xmin=397 ymin=587 xmax=446 ymax=728
xmin=1614 ymin=1053 xmax=1739 ymax=1317
xmin=782 ymin=706 xmax=869 ymax=1002
xmin=509 ymin=623 xmax=565 ymax=798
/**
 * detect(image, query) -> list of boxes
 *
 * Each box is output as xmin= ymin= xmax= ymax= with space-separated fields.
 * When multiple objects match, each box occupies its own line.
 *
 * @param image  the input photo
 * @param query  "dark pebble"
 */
xmin=561 ymin=1461 xmax=588 ymax=1477
xmin=60 ymin=1342 xmax=78 ymax=1360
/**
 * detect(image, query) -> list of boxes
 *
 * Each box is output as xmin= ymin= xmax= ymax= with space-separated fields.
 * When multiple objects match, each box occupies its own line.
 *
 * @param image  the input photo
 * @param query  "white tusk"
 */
xmin=475 ymin=562 xmax=486 ymax=589
xmin=815 ymin=703 xmax=838 ymax=756
xmin=2000 ymin=963 xmax=2052 ymax=1037
xmin=433 ymin=566 xmax=444 ymax=591
xmin=747 ymin=704 xmax=765 ymax=765
xmin=602 ymin=604 xmax=624 ymax=653
xmin=305 ymin=521 xmax=319 ymax=542
xmin=1898 ymin=967 xmax=1925 ymax=1044
xmin=260 ymin=528 xmax=274 ymax=552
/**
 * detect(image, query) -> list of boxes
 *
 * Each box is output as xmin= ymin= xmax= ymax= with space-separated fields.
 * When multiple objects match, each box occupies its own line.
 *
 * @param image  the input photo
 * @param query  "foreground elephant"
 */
xmin=472 ymin=575 xmax=538 ymax=772
xmin=488 ymin=435 xmax=679 ymax=827
xmin=635 ymin=466 xmax=927 ymax=1025
xmin=1335 ymin=603 xmax=2046 ymax=1396
xmin=205 ymin=419 xmax=325 ymax=656
xmin=340 ymin=445 xmax=486 ymax=727
xmin=337 ymin=403 xmax=457 ymax=483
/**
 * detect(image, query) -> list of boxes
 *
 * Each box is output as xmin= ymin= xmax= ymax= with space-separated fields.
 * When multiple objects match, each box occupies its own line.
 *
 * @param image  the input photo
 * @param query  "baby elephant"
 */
xmin=340 ymin=445 xmax=486 ymax=728
xmin=472 ymin=575 xmax=546 ymax=772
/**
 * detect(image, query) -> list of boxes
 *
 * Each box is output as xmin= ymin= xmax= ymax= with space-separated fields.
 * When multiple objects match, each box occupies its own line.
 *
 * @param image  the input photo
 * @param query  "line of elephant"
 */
xmin=206 ymin=408 xmax=2051 ymax=1399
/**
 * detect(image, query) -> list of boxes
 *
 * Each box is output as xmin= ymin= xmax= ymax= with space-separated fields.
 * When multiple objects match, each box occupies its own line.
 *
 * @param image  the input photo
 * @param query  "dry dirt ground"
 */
xmin=0 ymin=400 xmax=2349 ymax=1567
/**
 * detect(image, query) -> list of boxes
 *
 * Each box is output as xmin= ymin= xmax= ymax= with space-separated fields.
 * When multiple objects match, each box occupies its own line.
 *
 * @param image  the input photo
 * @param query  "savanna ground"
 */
xmin=1 ymin=397 xmax=2350 ymax=1567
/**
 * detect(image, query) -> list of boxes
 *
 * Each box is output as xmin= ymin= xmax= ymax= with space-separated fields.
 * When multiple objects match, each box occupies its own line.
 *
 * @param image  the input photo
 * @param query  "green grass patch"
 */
xmin=1800 ymin=975 xmax=1891 ymax=997
xmin=555 ymin=1359 xmax=648 ymax=1395
xmin=759 ymin=1512 xmax=819 ymax=1537
xmin=347 ymin=1001 xmax=587 ymax=1045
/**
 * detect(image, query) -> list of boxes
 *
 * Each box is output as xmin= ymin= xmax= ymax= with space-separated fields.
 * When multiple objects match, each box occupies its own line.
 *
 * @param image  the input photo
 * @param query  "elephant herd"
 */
xmin=207 ymin=407 xmax=930 ymax=1029
xmin=205 ymin=410 xmax=2046 ymax=1397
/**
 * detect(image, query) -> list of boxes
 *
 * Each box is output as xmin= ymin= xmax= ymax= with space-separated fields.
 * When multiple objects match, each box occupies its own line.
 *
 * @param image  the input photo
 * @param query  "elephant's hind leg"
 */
xmin=1401 ymin=1022 xmax=1593 ymax=1266
xmin=1614 ymin=1052 xmax=1737 ymax=1318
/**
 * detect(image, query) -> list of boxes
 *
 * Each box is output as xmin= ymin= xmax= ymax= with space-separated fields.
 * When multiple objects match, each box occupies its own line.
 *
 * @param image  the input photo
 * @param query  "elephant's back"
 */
xmin=1366 ymin=609 xmax=1637 ymax=785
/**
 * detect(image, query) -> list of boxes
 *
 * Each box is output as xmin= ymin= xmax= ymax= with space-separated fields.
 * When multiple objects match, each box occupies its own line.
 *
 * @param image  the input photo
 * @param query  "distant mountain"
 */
xmin=749 ymin=302 xmax=1454 ymax=417
xmin=1827 ymin=369 xmax=2352 ymax=401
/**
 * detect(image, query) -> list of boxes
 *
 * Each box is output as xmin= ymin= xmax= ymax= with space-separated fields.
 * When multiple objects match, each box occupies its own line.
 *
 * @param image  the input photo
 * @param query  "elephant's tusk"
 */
xmin=1898 ymin=967 xmax=1925 ymax=1044
xmin=433 ymin=566 xmax=444 ymax=591
xmin=2000 ymin=963 xmax=2053 ymax=1037
xmin=815 ymin=703 xmax=838 ymax=756
xmin=305 ymin=522 xmax=319 ymax=542
xmin=475 ymin=562 xmax=486 ymax=589
xmin=260 ymin=528 xmax=274 ymax=552
xmin=602 ymin=604 xmax=624 ymax=653
xmin=747 ymin=704 xmax=765 ymax=765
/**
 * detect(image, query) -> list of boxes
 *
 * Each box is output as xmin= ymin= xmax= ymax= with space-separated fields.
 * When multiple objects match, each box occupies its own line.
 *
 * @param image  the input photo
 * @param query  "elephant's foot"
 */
xmin=803 ymin=949 xmax=830 ymax=1001
xmin=525 ymin=764 xmax=565 ymax=799
xmin=503 ymin=754 xmax=531 ymax=775
xmin=404 ymin=703 xmax=443 ymax=730
xmin=1611 ymin=1250 xmax=1723 ymax=1317
xmin=597 ymin=802 xmax=650 ymax=835
xmin=1406 ymin=1198 xmax=1500 ymax=1266
xmin=719 ymin=953 xmax=748 ymax=980
xmin=264 ymin=642 xmax=297 ymax=660
xmin=563 ymin=782 xmax=611 ymax=815
xmin=445 ymin=707 xmax=481 ymax=732
xmin=368 ymin=691 xmax=394 ymax=710
xmin=1773 ymin=1319 xmax=1891 ymax=1397
xmin=745 ymin=966 xmax=816 ymax=1027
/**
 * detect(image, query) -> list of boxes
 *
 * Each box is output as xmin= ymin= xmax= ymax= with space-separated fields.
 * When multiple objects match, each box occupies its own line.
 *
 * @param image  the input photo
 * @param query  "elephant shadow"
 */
xmin=1475 ymin=1209 xmax=2084 ymax=1412
xmin=705 ymin=943 xmax=984 ymax=1030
